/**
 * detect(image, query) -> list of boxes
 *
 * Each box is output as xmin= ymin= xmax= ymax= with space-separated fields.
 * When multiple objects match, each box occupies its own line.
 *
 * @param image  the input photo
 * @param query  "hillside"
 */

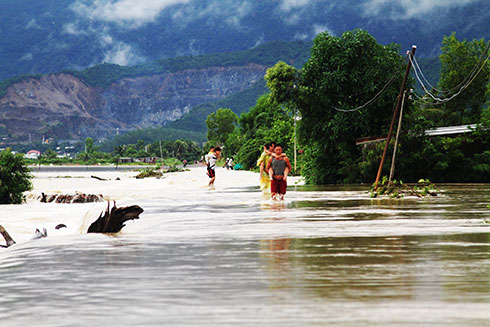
xmin=0 ymin=0 xmax=488 ymax=81
xmin=0 ymin=41 xmax=310 ymax=143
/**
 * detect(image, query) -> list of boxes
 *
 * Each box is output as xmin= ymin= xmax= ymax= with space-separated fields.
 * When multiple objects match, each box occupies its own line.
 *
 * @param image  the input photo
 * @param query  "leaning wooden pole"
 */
xmin=374 ymin=45 xmax=416 ymax=189
xmin=388 ymin=90 xmax=407 ymax=183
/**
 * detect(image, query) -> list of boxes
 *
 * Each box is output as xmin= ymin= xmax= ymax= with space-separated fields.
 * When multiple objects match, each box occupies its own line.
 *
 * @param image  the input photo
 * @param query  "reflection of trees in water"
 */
xmin=416 ymin=233 xmax=490 ymax=299
xmin=262 ymin=236 xmax=413 ymax=299
xmin=260 ymin=234 xmax=490 ymax=302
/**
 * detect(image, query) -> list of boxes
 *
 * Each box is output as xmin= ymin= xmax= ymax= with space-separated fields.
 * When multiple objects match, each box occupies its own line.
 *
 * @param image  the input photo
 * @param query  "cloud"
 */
xmin=312 ymin=24 xmax=333 ymax=36
xmin=72 ymin=0 xmax=190 ymax=28
xmin=293 ymin=32 xmax=309 ymax=41
xmin=280 ymin=0 xmax=313 ymax=12
xmin=170 ymin=0 xmax=252 ymax=28
xmin=20 ymin=53 xmax=33 ymax=61
xmin=362 ymin=0 xmax=478 ymax=19
xmin=26 ymin=18 xmax=41 ymax=29
xmin=63 ymin=22 xmax=88 ymax=35
xmin=103 ymin=42 xmax=145 ymax=66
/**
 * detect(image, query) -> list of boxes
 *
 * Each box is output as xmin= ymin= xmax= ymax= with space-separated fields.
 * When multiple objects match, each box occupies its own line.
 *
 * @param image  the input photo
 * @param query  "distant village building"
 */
xmin=118 ymin=157 xmax=134 ymax=164
xmin=25 ymin=150 xmax=41 ymax=159
xmin=138 ymin=157 xmax=158 ymax=164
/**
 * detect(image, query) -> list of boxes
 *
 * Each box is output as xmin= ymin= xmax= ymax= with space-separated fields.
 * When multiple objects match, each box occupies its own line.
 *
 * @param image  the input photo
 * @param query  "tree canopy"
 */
xmin=233 ymin=94 xmax=294 ymax=169
xmin=0 ymin=149 xmax=33 ymax=204
xmin=267 ymin=29 xmax=406 ymax=183
xmin=205 ymin=108 xmax=239 ymax=146
xmin=437 ymin=33 xmax=490 ymax=125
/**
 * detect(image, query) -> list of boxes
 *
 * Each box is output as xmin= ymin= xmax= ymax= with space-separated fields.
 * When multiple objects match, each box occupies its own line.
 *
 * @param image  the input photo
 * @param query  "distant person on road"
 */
xmin=206 ymin=146 xmax=221 ymax=186
xmin=228 ymin=157 xmax=234 ymax=170
xmin=266 ymin=143 xmax=291 ymax=201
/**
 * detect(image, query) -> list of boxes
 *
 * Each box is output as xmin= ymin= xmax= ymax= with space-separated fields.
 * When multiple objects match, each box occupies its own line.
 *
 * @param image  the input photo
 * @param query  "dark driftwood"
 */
xmin=87 ymin=201 xmax=144 ymax=234
xmin=0 ymin=225 xmax=16 ymax=248
xmin=91 ymin=175 xmax=108 ymax=181
xmin=0 ymin=203 xmax=142 ymax=248
xmin=40 ymin=192 xmax=103 ymax=203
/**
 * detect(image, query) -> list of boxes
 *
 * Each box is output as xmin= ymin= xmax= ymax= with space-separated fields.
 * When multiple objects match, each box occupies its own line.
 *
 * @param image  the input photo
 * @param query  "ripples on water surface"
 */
xmin=0 ymin=169 xmax=489 ymax=326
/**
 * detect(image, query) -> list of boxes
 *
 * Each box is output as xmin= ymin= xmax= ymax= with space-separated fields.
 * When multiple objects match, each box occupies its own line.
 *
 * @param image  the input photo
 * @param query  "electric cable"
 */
xmin=409 ymin=51 xmax=490 ymax=103
xmin=331 ymin=72 xmax=399 ymax=112
xmin=412 ymin=41 xmax=490 ymax=95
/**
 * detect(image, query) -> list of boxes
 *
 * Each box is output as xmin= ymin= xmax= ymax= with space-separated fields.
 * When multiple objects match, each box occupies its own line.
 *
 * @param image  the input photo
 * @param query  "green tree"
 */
xmin=124 ymin=144 xmax=137 ymax=158
xmin=44 ymin=149 xmax=58 ymax=160
xmin=85 ymin=137 xmax=95 ymax=154
xmin=285 ymin=29 xmax=405 ymax=184
xmin=438 ymin=33 xmax=490 ymax=125
xmin=235 ymin=94 xmax=293 ymax=169
xmin=0 ymin=149 xmax=33 ymax=204
xmin=206 ymin=107 xmax=238 ymax=147
xmin=265 ymin=61 xmax=299 ymax=105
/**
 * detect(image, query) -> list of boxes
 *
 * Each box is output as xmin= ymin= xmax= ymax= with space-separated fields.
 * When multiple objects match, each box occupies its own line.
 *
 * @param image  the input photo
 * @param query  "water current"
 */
xmin=0 ymin=166 xmax=489 ymax=326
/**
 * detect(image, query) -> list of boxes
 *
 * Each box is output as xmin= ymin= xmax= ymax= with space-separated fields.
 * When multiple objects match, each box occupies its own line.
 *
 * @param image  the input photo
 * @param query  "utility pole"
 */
xmin=159 ymin=140 xmax=163 ymax=165
xmin=374 ymin=45 xmax=416 ymax=189
xmin=388 ymin=90 xmax=407 ymax=183
xmin=293 ymin=110 xmax=297 ymax=173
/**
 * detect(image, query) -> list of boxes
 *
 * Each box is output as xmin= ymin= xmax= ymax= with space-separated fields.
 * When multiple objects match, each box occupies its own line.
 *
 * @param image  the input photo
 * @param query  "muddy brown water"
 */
xmin=0 ymin=170 xmax=489 ymax=326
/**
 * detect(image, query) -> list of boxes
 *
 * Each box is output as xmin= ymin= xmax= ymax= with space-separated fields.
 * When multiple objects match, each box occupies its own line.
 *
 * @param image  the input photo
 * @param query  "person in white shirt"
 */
xmin=206 ymin=146 xmax=221 ymax=186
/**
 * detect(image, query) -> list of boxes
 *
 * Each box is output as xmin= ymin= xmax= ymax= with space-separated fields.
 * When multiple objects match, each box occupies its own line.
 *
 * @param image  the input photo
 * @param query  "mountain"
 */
xmin=0 ymin=0 xmax=488 ymax=81
xmin=0 ymin=41 xmax=310 ymax=143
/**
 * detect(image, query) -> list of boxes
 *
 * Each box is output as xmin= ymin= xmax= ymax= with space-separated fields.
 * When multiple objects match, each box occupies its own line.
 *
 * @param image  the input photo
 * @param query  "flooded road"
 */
xmin=0 ymin=168 xmax=489 ymax=326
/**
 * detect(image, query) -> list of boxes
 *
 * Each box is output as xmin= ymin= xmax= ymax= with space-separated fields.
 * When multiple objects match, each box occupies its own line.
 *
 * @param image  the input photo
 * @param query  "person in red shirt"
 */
xmin=266 ymin=144 xmax=291 ymax=201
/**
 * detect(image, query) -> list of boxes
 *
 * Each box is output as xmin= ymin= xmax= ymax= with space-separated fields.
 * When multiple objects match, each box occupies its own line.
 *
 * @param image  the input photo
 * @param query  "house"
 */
xmin=25 ymin=150 xmax=41 ymax=159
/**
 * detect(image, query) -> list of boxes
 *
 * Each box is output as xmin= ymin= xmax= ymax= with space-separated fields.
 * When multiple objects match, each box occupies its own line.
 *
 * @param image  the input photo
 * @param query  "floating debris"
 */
xmin=40 ymin=191 xmax=104 ymax=203
xmin=371 ymin=177 xmax=440 ymax=198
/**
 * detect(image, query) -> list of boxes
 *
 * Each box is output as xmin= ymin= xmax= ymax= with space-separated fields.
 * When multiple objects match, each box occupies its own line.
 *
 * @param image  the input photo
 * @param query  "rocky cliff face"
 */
xmin=0 ymin=63 xmax=267 ymax=141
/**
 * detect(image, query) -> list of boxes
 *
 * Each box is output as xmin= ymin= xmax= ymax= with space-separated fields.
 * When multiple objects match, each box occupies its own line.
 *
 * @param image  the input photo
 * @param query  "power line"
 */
xmin=409 ymin=50 xmax=490 ymax=104
xmin=412 ymin=41 xmax=490 ymax=95
xmin=332 ymin=72 xmax=400 ymax=112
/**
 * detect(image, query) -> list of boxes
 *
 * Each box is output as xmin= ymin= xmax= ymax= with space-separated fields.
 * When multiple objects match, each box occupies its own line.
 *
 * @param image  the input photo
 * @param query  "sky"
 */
xmin=59 ymin=0 xmax=485 ymax=65
xmin=0 ymin=0 xmax=487 ymax=79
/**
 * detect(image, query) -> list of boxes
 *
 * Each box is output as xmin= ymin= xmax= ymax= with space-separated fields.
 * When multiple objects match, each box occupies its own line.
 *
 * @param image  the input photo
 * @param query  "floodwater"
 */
xmin=0 ymin=167 xmax=489 ymax=326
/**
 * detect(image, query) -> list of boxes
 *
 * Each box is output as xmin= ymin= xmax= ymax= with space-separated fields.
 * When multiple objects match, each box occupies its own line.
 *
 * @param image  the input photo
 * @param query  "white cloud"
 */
xmin=362 ymin=0 xmax=478 ymax=19
xmin=280 ymin=0 xmax=312 ymax=12
xmin=312 ymin=24 xmax=333 ymax=36
xmin=293 ymin=32 xmax=309 ymax=41
xmin=72 ymin=0 xmax=190 ymax=28
xmin=103 ymin=42 xmax=144 ymax=66
xmin=20 ymin=53 xmax=33 ymax=61
xmin=63 ymin=22 xmax=88 ymax=35
xmin=99 ymin=28 xmax=114 ymax=46
xmin=252 ymin=35 xmax=265 ymax=48
xmin=26 ymin=18 xmax=41 ymax=29
xmin=72 ymin=0 xmax=253 ymax=30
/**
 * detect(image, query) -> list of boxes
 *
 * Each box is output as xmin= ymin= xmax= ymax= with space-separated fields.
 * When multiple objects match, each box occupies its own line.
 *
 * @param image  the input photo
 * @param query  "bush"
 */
xmin=0 ymin=149 xmax=33 ymax=204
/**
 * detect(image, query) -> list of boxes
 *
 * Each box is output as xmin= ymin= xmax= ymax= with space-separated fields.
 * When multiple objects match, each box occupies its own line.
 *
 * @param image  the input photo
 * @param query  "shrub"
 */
xmin=0 ymin=149 xmax=33 ymax=204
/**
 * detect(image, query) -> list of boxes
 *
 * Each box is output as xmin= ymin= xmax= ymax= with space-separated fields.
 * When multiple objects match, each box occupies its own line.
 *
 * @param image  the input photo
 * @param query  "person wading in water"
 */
xmin=266 ymin=143 xmax=291 ymax=201
xmin=257 ymin=142 xmax=274 ymax=192
xmin=206 ymin=146 xmax=221 ymax=186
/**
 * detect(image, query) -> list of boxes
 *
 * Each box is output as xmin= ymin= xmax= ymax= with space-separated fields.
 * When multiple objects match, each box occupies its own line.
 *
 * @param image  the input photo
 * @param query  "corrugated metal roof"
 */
xmin=356 ymin=124 xmax=479 ymax=146
xmin=424 ymin=124 xmax=477 ymax=136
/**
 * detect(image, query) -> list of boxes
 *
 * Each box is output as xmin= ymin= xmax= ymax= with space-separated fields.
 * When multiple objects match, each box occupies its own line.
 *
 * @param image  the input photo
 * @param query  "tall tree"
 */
xmin=438 ymin=33 xmax=490 ymax=125
xmin=235 ymin=94 xmax=293 ymax=169
xmin=205 ymin=108 xmax=238 ymax=146
xmin=271 ymin=29 xmax=406 ymax=184
xmin=265 ymin=61 xmax=299 ymax=105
